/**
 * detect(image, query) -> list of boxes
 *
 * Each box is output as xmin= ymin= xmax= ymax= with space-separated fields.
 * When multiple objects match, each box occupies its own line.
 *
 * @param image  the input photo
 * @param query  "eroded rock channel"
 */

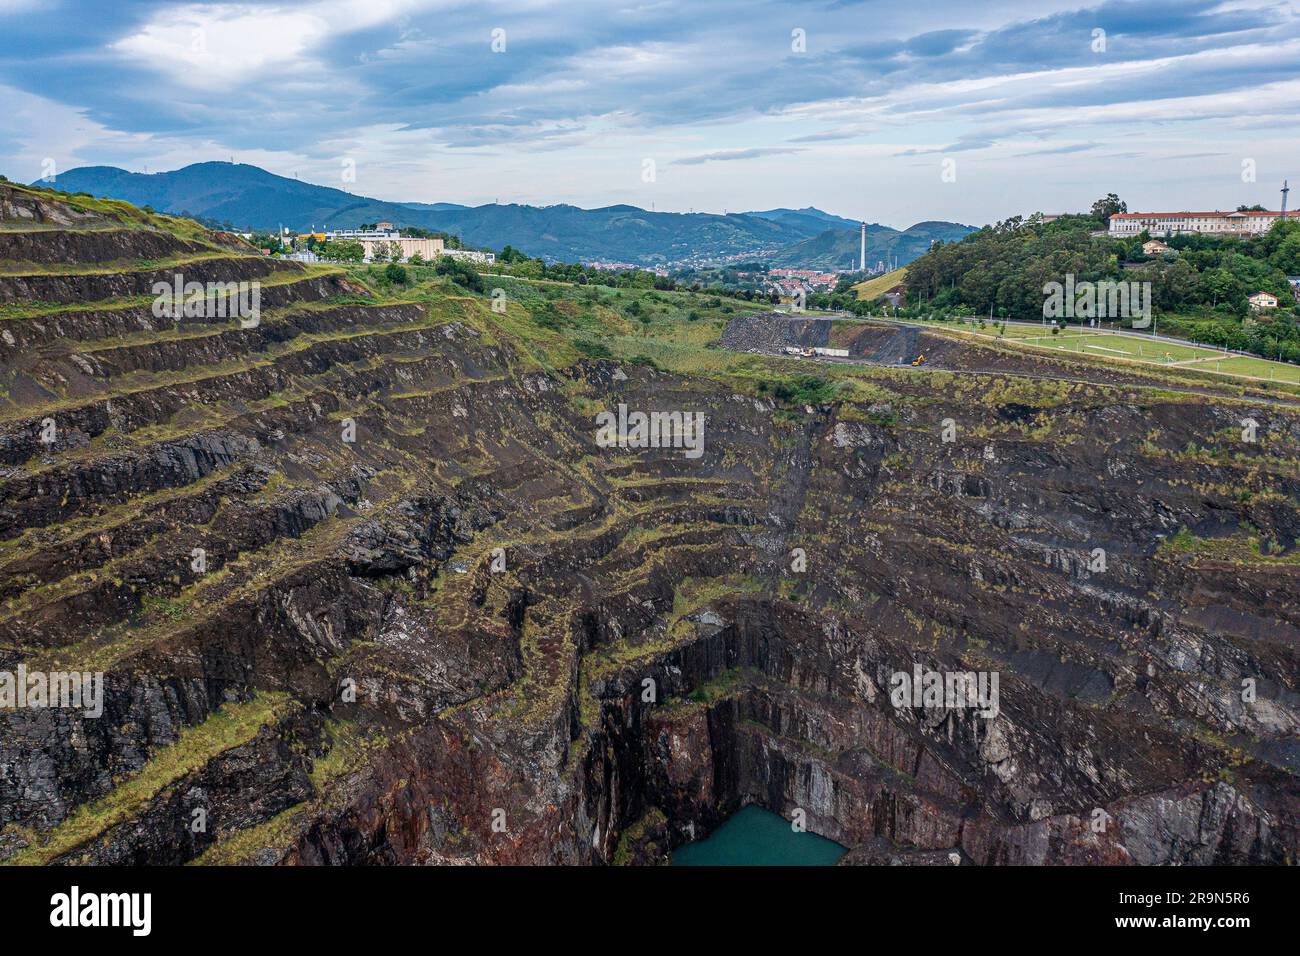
xmin=1 ymin=184 xmax=1297 ymax=866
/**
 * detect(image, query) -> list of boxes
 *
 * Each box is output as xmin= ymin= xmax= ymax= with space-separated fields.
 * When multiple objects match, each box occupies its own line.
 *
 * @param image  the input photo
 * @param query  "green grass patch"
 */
xmin=5 ymin=692 xmax=294 ymax=865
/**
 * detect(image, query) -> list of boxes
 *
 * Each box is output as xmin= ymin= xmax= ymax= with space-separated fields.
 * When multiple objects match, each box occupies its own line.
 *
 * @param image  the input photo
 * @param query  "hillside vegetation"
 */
xmin=851 ymin=267 xmax=909 ymax=301
xmin=902 ymin=206 xmax=1300 ymax=363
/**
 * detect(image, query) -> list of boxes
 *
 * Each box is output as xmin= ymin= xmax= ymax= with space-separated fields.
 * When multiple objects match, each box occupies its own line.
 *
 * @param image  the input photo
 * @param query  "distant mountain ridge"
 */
xmin=744 ymin=207 xmax=864 ymax=233
xmin=44 ymin=162 xmax=975 ymax=268
xmin=769 ymin=220 xmax=979 ymax=272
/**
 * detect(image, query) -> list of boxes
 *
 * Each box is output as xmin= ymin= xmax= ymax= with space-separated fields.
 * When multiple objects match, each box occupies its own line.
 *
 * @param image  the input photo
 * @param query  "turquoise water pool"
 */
xmin=670 ymin=805 xmax=848 ymax=866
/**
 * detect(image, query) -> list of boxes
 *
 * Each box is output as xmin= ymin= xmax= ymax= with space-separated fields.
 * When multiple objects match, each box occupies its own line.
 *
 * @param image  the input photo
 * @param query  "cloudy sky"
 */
xmin=1 ymin=0 xmax=1297 ymax=227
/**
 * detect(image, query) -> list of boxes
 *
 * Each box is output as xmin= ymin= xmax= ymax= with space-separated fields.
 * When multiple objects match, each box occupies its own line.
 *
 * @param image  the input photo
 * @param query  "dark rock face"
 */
xmin=0 ymin=274 xmax=364 ymax=357
xmin=1 ymin=183 xmax=1298 ymax=866
xmin=840 ymin=838 xmax=967 ymax=866
xmin=719 ymin=312 xmax=831 ymax=352
xmin=0 ymin=255 xmax=297 ymax=306
xmin=0 ymin=229 xmax=210 ymax=265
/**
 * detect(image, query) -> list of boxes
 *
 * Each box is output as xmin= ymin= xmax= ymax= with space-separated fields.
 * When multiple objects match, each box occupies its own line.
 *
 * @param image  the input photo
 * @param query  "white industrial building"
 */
xmin=310 ymin=229 xmax=446 ymax=262
xmin=1109 ymin=210 xmax=1288 ymax=238
xmin=292 ymin=225 xmax=494 ymax=264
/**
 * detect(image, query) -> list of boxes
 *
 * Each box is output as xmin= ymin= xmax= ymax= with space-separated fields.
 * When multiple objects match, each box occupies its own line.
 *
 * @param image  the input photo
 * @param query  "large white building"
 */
xmin=356 ymin=236 xmax=445 ymax=261
xmin=322 ymin=227 xmax=401 ymax=241
xmin=1109 ymin=210 xmax=1288 ymax=238
xmin=311 ymin=229 xmax=446 ymax=261
xmin=293 ymin=226 xmax=491 ymax=264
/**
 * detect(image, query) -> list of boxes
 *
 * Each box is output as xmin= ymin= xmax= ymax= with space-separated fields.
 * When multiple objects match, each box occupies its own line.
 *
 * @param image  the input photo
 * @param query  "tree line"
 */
xmin=896 ymin=197 xmax=1300 ymax=363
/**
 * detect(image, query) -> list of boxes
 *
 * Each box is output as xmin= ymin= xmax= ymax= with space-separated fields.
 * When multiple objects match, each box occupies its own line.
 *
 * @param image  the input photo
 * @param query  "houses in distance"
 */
xmin=765 ymin=268 xmax=840 ymax=298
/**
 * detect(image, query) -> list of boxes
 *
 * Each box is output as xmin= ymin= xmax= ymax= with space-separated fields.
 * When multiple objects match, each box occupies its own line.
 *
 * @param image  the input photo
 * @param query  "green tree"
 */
xmin=1090 ymin=193 xmax=1127 ymax=223
xmin=322 ymin=240 xmax=364 ymax=262
xmin=1269 ymin=232 xmax=1300 ymax=275
xmin=434 ymin=255 xmax=485 ymax=293
xmin=1202 ymin=268 xmax=1238 ymax=307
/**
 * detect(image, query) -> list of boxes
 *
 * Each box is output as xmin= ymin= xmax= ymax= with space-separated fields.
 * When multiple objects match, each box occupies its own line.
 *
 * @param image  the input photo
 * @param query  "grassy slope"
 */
xmin=344 ymin=258 xmax=1300 ymax=408
xmin=2 ymin=181 xmax=235 ymax=244
xmin=6 ymin=693 xmax=293 ymax=865
xmin=851 ymin=267 xmax=907 ymax=301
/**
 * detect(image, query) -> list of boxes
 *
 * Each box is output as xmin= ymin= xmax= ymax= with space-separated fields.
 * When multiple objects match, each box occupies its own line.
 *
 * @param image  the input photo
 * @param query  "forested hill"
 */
xmin=768 ymin=220 xmax=976 ymax=271
xmin=44 ymin=162 xmax=971 ymax=270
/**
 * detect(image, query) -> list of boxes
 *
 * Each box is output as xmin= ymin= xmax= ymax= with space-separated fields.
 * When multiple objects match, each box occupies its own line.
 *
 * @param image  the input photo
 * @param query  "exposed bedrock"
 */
xmin=2 ymin=187 xmax=1297 ymax=865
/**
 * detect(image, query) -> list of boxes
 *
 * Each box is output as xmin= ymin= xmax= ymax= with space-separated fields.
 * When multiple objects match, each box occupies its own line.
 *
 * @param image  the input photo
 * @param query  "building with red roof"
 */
xmin=1109 ymin=210 xmax=1287 ymax=238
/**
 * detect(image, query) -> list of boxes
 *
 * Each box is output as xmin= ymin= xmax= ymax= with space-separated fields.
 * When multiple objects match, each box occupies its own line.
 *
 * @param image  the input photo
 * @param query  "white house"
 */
xmin=1249 ymin=290 xmax=1279 ymax=310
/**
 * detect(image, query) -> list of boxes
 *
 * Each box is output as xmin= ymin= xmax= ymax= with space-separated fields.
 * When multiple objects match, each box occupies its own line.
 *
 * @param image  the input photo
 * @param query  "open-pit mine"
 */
xmin=1 ymin=183 xmax=1297 ymax=866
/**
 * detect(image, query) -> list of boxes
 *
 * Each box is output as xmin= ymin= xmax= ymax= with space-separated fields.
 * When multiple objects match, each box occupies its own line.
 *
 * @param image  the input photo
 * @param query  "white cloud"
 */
xmin=109 ymin=0 xmax=444 ymax=89
xmin=4 ymin=0 xmax=1299 ymax=224
xmin=0 ymin=82 xmax=314 ymax=184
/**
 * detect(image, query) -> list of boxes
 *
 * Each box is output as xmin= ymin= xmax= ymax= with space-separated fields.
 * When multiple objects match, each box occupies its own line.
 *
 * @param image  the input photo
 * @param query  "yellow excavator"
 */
xmin=911 ymin=354 xmax=926 ymax=366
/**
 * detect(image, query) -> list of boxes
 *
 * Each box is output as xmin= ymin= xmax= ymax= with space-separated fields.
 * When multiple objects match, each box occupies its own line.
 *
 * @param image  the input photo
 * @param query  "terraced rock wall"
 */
xmin=1 ymin=184 xmax=1297 ymax=866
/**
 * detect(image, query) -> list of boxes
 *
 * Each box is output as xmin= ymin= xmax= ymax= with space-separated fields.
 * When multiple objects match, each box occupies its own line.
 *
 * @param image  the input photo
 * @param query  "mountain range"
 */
xmin=42 ymin=162 xmax=975 ymax=269
xmin=768 ymin=220 xmax=978 ymax=271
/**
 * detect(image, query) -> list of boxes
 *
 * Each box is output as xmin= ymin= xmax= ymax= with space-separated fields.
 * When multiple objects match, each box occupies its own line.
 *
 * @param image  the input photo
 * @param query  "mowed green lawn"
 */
xmin=974 ymin=323 xmax=1218 ymax=360
xmin=996 ymin=324 xmax=1093 ymax=340
xmin=1011 ymin=332 xmax=1219 ymax=362
xmin=938 ymin=321 xmax=1300 ymax=383
xmin=1211 ymin=356 xmax=1300 ymax=383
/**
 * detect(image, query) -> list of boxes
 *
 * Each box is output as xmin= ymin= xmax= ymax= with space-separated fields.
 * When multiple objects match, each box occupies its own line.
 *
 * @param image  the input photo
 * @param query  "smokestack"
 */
xmin=859 ymin=222 xmax=866 ymax=272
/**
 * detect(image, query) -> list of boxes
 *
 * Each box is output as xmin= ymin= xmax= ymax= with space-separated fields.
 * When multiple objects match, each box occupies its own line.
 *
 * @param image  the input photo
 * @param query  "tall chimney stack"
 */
xmin=859 ymin=222 xmax=866 ymax=272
